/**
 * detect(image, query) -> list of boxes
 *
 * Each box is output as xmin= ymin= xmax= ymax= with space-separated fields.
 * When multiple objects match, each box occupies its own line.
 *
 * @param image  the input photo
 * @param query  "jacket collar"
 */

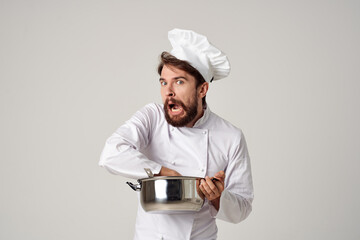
xmin=193 ymin=105 xmax=210 ymax=128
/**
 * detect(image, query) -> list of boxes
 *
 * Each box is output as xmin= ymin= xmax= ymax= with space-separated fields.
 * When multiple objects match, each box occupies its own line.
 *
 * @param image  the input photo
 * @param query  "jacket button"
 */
xmin=171 ymin=161 xmax=175 ymax=165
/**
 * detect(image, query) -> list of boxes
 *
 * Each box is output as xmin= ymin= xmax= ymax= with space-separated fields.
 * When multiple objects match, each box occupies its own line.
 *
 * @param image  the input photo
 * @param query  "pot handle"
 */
xmin=126 ymin=181 xmax=141 ymax=191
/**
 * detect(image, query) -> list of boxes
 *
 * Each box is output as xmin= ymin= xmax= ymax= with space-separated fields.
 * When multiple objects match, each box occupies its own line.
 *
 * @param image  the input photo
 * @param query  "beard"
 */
xmin=164 ymin=95 xmax=198 ymax=127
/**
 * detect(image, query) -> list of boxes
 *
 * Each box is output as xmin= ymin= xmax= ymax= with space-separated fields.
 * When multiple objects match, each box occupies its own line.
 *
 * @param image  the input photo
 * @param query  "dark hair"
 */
xmin=158 ymin=52 xmax=207 ymax=105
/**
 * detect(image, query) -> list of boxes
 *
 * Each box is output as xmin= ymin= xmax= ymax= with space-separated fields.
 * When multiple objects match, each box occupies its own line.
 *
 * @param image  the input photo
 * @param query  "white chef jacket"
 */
xmin=99 ymin=103 xmax=253 ymax=240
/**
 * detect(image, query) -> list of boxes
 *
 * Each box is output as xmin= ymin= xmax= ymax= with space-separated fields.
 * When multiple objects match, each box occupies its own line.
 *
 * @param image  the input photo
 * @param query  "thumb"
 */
xmin=214 ymin=170 xmax=225 ymax=182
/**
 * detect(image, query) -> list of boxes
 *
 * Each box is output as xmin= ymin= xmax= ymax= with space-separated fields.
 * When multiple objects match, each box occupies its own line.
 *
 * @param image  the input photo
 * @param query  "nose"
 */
xmin=166 ymin=85 xmax=175 ymax=97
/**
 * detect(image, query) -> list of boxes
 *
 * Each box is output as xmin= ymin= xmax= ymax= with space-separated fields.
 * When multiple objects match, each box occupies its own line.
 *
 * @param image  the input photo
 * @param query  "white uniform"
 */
xmin=99 ymin=103 xmax=254 ymax=240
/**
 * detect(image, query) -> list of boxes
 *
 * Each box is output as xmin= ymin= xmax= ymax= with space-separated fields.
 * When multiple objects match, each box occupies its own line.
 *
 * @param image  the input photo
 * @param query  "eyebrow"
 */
xmin=174 ymin=76 xmax=188 ymax=81
xmin=159 ymin=76 xmax=188 ymax=81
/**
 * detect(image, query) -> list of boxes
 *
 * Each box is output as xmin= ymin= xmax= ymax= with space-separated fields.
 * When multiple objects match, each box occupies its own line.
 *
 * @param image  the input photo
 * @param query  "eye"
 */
xmin=176 ymin=80 xmax=184 ymax=85
xmin=160 ymin=81 xmax=167 ymax=86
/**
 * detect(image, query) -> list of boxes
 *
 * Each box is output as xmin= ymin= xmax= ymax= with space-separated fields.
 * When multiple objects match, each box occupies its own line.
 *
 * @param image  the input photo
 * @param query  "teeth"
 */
xmin=168 ymin=102 xmax=182 ymax=113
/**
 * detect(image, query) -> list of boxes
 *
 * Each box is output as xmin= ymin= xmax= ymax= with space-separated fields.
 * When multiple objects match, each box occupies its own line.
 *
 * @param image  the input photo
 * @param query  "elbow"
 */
xmin=98 ymin=148 xmax=117 ymax=172
xmin=99 ymin=149 xmax=110 ymax=168
xmin=98 ymin=159 xmax=106 ymax=168
xmin=98 ymin=156 xmax=121 ymax=175
xmin=98 ymin=140 xmax=123 ymax=168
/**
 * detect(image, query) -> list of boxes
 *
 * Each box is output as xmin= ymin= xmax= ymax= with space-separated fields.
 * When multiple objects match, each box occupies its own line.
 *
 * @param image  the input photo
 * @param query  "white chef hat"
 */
xmin=168 ymin=28 xmax=230 ymax=83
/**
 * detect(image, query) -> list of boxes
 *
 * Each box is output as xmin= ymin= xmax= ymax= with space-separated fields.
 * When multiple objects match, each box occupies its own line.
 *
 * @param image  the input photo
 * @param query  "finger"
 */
xmin=199 ymin=184 xmax=216 ymax=200
xmin=200 ymin=178 xmax=213 ymax=197
xmin=213 ymin=179 xmax=224 ymax=192
xmin=206 ymin=176 xmax=220 ymax=195
xmin=200 ymin=178 xmax=212 ymax=194
xmin=204 ymin=177 xmax=219 ymax=196
xmin=199 ymin=182 xmax=212 ymax=199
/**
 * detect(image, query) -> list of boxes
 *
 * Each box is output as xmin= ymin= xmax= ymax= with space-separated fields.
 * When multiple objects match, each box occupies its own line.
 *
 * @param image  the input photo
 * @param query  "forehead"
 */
xmin=161 ymin=65 xmax=195 ymax=81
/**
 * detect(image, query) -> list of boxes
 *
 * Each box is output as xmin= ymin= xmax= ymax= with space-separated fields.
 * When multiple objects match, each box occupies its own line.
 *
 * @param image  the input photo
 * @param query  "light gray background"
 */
xmin=1 ymin=0 xmax=359 ymax=239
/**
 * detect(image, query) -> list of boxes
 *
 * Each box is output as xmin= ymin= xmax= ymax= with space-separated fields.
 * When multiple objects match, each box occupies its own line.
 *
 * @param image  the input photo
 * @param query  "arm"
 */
xmin=202 ymin=130 xmax=253 ymax=223
xmin=99 ymin=104 xmax=163 ymax=179
xmin=216 ymin=130 xmax=254 ymax=223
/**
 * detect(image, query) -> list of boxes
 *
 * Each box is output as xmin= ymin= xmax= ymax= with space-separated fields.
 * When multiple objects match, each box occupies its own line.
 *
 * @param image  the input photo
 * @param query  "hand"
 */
xmin=155 ymin=166 xmax=181 ymax=176
xmin=199 ymin=171 xmax=225 ymax=210
xmin=213 ymin=170 xmax=225 ymax=183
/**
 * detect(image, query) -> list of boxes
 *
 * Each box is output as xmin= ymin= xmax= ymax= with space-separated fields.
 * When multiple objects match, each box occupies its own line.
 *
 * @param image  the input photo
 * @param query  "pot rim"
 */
xmin=138 ymin=176 xmax=201 ymax=182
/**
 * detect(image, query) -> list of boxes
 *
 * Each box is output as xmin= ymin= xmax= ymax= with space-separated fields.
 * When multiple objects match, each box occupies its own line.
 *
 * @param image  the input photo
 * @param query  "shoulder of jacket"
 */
xmin=130 ymin=103 xmax=165 ymax=126
xmin=138 ymin=102 xmax=164 ymax=115
xmin=125 ymin=103 xmax=164 ymax=130
xmin=208 ymin=112 xmax=246 ymax=145
xmin=209 ymin=112 xmax=243 ymax=134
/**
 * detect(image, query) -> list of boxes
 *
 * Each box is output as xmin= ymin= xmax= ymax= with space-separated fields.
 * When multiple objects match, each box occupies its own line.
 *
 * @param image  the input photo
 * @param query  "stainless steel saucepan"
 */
xmin=126 ymin=169 xmax=205 ymax=213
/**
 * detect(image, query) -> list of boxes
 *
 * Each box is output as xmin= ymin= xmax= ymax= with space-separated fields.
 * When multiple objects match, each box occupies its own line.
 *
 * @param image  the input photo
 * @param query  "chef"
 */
xmin=99 ymin=28 xmax=254 ymax=240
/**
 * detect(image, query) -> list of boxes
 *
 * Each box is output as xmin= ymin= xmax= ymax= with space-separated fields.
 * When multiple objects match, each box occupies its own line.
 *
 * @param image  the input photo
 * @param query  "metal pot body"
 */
xmin=127 ymin=176 xmax=204 ymax=213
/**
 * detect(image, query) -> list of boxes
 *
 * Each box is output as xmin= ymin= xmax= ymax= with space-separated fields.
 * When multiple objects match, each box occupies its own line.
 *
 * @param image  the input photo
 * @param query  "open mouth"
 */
xmin=169 ymin=103 xmax=182 ymax=113
xmin=167 ymin=100 xmax=184 ymax=115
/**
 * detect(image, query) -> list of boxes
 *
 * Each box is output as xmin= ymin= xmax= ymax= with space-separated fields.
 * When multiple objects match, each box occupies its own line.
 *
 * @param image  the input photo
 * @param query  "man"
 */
xmin=99 ymin=28 xmax=254 ymax=240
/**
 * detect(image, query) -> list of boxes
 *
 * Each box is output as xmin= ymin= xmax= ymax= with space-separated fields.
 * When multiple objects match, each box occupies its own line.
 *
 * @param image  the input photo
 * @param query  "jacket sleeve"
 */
xmin=213 ymin=130 xmax=254 ymax=223
xmin=99 ymin=103 xmax=162 ymax=179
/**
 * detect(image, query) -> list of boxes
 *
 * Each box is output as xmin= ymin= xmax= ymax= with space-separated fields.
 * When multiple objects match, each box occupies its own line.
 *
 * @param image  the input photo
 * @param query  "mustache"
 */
xmin=165 ymin=98 xmax=187 ymax=110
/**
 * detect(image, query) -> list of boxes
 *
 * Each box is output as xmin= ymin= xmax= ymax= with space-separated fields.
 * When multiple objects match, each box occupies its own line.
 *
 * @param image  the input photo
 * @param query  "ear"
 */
xmin=198 ymin=82 xmax=209 ymax=98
